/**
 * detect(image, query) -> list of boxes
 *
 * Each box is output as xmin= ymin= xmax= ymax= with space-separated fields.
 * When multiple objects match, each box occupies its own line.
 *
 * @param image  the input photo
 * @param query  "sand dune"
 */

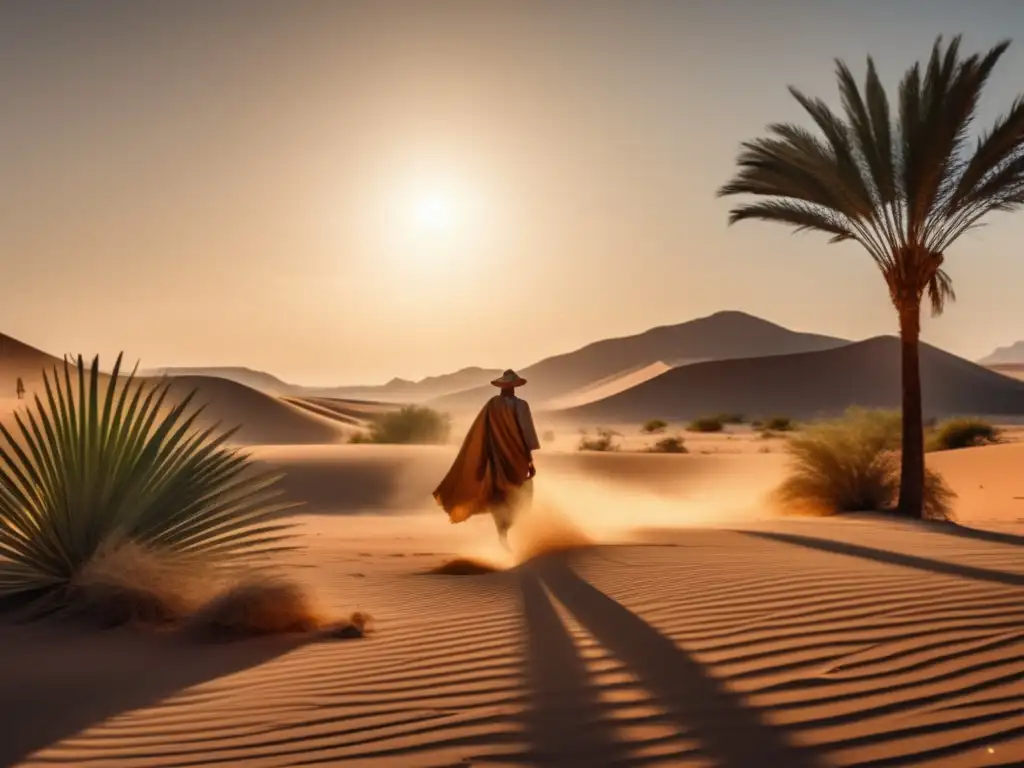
xmin=543 ymin=361 xmax=672 ymax=411
xmin=561 ymin=336 xmax=1024 ymax=424
xmin=3 ymin=441 xmax=1023 ymax=766
xmin=8 ymin=522 xmax=1020 ymax=766
xmin=432 ymin=311 xmax=851 ymax=413
xmin=140 ymin=366 xmax=299 ymax=395
xmin=0 ymin=332 xmax=64 ymax=395
xmin=155 ymin=376 xmax=345 ymax=445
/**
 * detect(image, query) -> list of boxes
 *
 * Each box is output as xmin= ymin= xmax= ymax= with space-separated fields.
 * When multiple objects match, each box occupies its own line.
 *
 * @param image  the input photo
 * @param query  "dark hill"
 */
xmin=432 ymin=310 xmax=849 ymax=411
xmin=558 ymin=336 xmax=1024 ymax=423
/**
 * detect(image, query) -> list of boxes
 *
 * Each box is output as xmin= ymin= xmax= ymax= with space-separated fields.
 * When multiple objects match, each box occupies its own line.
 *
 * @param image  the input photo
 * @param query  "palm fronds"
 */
xmin=0 ymin=354 xmax=298 ymax=604
xmin=718 ymin=34 xmax=1024 ymax=308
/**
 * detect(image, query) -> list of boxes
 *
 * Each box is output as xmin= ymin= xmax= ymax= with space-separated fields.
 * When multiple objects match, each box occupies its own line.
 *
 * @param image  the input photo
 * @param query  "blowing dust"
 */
xmin=448 ymin=462 xmax=782 ymax=569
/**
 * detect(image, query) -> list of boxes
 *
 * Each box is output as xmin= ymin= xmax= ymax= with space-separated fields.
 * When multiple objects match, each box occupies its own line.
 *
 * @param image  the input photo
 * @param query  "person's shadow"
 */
xmin=518 ymin=557 xmax=821 ymax=767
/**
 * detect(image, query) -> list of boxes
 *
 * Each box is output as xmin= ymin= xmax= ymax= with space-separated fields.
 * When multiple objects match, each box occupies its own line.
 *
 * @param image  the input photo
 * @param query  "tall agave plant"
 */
xmin=0 ymin=354 xmax=298 ymax=604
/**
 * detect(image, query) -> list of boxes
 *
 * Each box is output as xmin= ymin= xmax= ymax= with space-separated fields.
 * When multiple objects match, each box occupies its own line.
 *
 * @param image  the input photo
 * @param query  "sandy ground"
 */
xmin=1 ymin=440 xmax=1021 ymax=767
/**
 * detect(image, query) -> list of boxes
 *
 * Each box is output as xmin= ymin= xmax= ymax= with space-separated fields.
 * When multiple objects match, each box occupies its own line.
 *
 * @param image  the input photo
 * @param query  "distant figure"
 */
xmin=433 ymin=369 xmax=541 ymax=549
xmin=15 ymin=377 xmax=25 ymax=400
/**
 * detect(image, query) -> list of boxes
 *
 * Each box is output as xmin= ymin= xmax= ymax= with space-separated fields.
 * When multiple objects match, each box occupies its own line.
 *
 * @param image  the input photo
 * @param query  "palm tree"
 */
xmin=718 ymin=36 xmax=1024 ymax=518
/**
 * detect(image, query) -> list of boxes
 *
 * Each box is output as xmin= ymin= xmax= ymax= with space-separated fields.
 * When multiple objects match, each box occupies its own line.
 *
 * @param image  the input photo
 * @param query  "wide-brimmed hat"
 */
xmin=491 ymin=369 xmax=527 ymax=388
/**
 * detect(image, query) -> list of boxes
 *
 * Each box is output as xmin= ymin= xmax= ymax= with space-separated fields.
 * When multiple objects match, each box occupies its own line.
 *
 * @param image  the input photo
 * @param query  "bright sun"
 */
xmin=412 ymin=192 xmax=456 ymax=233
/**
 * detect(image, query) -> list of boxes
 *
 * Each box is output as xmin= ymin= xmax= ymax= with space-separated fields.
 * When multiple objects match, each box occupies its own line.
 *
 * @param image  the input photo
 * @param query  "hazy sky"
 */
xmin=2 ymin=1 xmax=1024 ymax=385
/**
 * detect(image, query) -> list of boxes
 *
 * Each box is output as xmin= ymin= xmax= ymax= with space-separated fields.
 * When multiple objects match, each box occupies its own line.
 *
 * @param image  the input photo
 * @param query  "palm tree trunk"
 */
xmin=897 ymin=302 xmax=925 ymax=518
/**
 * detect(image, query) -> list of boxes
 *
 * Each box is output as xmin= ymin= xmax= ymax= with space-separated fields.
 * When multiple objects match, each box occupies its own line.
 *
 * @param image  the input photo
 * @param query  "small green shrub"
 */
xmin=715 ymin=412 xmax=745 ymax=424
xmin=365 ymin=406 xmax=451 ymax=444
xmin=641 ymin=418 xmax=668 ymax=434
xmin=764 ymin=416 xmax=795 ymax=432
xmin=929 ymin=417 xmax=1002 ymax=451
xmin=775 ymin=407 xmax=954 ymax=520
xmin=687 ymin=416 xmax=724 ymax=433
xmin=578 ymin=427 xmax=620 ymax=452
xmin=650 ymin=436 xmax=687 ymax=453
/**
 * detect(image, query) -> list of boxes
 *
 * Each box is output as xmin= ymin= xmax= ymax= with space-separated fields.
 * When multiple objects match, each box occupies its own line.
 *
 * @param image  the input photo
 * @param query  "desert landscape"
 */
xmin=1 ymin=308 xmax=1023 ymax=767
xmin=4 ymin=3 xmax=1024 ymax=768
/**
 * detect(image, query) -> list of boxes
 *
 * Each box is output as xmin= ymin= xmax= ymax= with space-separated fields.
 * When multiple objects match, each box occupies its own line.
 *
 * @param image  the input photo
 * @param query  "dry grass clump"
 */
xmin=928 ymin=417 xmax=1002 ymax=451
xmin=351 ymin=405 xmax=451 ymax=444
xmin=776 ymin=407 xmax=955 ymax=520
xmin=45 ymin=542 xmax=368 ymax=641
xmin=641 ymin=418 xmax=668 ymax=434
xmin=687 ymin=416 xmax=724 ymax=433
xmin=649 ymin=435 xmax=688 ymax=453
xmin=59 ymin=542 xmax=216 ymax=628
xmin=185 ymin=575 xmax=327 ymax=640
xmin=578 ymin=427 xmax=620 ymax=451
xmin=763 ymin=415 xmax=795 ymax=432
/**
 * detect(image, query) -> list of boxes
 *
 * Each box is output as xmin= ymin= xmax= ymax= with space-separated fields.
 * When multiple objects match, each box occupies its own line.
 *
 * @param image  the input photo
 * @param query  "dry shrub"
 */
xmin=186 ymin=575 xmax=327 ymax=640
xmin=578 ymin=427 xmax=620 ymax=451
xmin=650 ymin=435 xmax=688 ymax=453
xmin=63 ymin=542 xmax=216 ymax=628
xmin=929 ymin=417 xmax=1002 ymax=451
xmin=764 ymin=415 xmax=795 ymax=432
xmin=776 ymin=407 xmax=955 ymax=520
xmin=687 ymin=416 xmax=724 ymax=433
xmin=641 ymin=418 xmax=668 ymax=434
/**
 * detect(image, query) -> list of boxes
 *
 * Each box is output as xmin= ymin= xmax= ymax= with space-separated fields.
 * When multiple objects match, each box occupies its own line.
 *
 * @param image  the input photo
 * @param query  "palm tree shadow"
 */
xmin=517 ymin=570 xmax=624 ymax=766
xmin=536 ymin=560 xmax=821 ymax=768
xmin=736 ymin=530 xmax=1024 ymax=587
xmin=0 ymin=626 xmax=299 ymax=767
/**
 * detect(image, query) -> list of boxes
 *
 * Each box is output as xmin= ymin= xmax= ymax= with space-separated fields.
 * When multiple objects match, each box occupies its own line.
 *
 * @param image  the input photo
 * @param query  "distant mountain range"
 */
xmin=431 ymin=310 xmax=850 ymax=411
xmin=560 ymin=336 xmax=1024 ymax=423
xmin=979 ymin=341 xmax=1024 ymax=365
xmin=7 ymin=312 xmax=1024 ymax=428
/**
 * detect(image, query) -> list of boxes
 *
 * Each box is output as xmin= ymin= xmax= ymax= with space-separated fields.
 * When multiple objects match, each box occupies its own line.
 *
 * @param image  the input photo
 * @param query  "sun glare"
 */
xmin=412 ymin=192 xmax=456 ymax=233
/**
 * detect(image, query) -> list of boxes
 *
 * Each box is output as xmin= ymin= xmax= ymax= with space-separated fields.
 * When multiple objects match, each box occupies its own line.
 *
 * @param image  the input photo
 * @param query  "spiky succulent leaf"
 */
xmin=0 ymin=354 xmax=299 ymax=599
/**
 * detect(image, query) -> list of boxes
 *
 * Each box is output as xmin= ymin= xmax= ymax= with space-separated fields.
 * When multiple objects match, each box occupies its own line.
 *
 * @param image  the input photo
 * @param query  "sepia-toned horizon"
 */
xmin=2 ymin=0 xmax=1024 ymax=385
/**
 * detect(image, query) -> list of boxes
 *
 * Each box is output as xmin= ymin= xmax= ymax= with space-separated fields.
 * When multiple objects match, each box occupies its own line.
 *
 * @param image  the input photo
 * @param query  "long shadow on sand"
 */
xmin=0 ymin=626 xmax=297 ymax=767
xmin=737 ymin=530 xmax=1024 ymax=587
xmin=517 ymin=572 xmax=626 ymax=766
xmin=519 ymin=560 xmax=821 ymax=768
xmin=922 ymin=520 xmax=1024 ymax=548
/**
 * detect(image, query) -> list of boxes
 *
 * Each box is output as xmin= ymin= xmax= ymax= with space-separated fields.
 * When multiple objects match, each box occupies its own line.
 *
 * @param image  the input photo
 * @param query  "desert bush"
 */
xmin=187 ymin=574 xmax=370 ymax=640
xmin=715 ymin=412 xmax=745 ymax=424
xmin=578 ymin=427 xmax=619 ymax=451
xmin=764 ymin=416 xmax=795 ymax=432
xmin=0 ymin=355 xmax=296 ymax=619
xmin=366 ymin=405 xmax=451 ymax=444
xmin=687 ymin=416 xmax=724 ymax=433
xmin=650 ymin=436 xmax=688 ymax=453
xmin=187 ymin=576 xmax=321 ymax=639
xmin=929 ymin=417 xmax=1002 ymax=451
xmin=641 ymin=418 xmax=668 ymax=434
xmin=776 ymin=407 xmax=955 ymax=520
xmin=542 ymin=429 xmax=556 ymax=443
